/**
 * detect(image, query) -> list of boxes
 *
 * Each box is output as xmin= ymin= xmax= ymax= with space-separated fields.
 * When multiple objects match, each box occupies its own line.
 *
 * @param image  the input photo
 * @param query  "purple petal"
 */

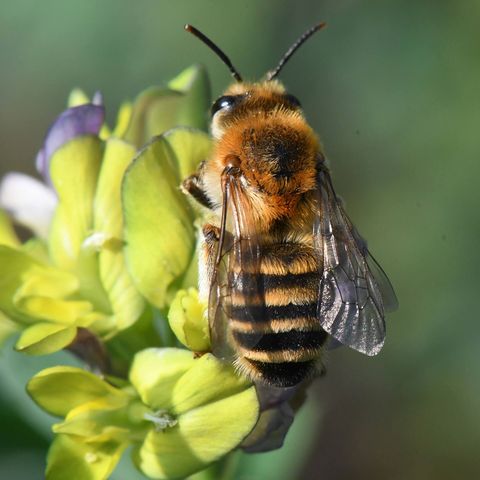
xmin=92 ymin=91 xmax=104 ymax=106
xmin=35 ymin=103 xmax=105 ymax=183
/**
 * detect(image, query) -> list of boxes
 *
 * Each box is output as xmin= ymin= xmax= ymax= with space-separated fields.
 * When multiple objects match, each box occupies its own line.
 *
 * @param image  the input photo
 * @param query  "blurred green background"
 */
xmin=1 ymin=1 xmax=479 ymax=479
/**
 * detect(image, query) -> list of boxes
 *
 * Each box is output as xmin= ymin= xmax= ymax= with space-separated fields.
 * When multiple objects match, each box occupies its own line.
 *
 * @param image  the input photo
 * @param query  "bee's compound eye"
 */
xmin=284 ymin=93 xmax=302 ymax=109
xmin=211 ymin=95 xmax=238 ymax=116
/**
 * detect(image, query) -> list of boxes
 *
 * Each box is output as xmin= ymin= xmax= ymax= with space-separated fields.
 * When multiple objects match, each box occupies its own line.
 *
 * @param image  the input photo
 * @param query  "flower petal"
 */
xmin=112 ymin=102 xmax=132 ymax=138
xmin=167 ymin=64 xmax=211 ymax=131
xmin=129 ymin=348 xmax=194 ymax=410
xmin=162 ymin=127 xmax=212 ymax=187
xmin=168 ymin=288 xmax=209 ymax=352
xmin=170 ymin=353 xmax=252 ymax=415
xmin=124 ymin=65 xmax=210 ymax=148
xmin=0 ymin=172 xmax=57 ymax=239
xmin=15 ymin=323 xmax=78 ymax=355
xmin=14 ymin=295 xmax=93 ymax=325
xmin=47 ymin=137 xmax=111 ymax=313
xmin=0 ymin=208 xmax=20 ymax=247
xmin=93 ymin=138 xmax=144 ymax=332
xmin=0 ymin=245 xmax=42 ymax=321
xmin=134 ymin=385 xmax=258 ymax=479
xmin=46 ymin=434 xmax=126 ymax=480
xmin=53 ymin=399 xmax=132 ymax=443
xmin=36 ymin=104 xmax=105 ymax=183
xmin=122 ymin=137 xmax=195 ymax=308
xmin=27 ymin=366 xmax=126 ymax=417
xmin=48 ymin=136 xmax=103 ymax=267
xmin=14 ymin=266 xmax=79 ymax=299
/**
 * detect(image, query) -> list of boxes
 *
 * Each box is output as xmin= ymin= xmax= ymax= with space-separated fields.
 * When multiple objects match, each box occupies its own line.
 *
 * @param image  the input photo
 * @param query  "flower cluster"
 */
xmin=0 ymin=66 xmax=304 ymax=479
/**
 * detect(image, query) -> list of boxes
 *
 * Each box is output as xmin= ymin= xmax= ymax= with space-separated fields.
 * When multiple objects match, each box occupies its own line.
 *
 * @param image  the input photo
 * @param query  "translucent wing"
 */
xmin=314 ymin=167 xmax=397 ymax=355
xmin=208 ymin=172 xmax=265 ymax=358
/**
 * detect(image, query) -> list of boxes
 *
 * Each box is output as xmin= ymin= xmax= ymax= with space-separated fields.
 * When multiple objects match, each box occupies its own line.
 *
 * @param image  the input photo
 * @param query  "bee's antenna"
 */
xmin=267 ymin=22 xmax=327 ymax=80
xmin=185 ymin=24 xmax=243 ymax=82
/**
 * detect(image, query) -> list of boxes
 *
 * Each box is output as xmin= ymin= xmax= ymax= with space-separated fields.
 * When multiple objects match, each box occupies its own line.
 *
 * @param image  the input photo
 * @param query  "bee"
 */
xmin=182 ymin=23 xmax=398 ymax=387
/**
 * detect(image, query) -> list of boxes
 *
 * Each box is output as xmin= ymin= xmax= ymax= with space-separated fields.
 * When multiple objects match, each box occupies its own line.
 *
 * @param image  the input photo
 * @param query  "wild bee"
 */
xmin=183 ymin=23 xmax=398 ymax=387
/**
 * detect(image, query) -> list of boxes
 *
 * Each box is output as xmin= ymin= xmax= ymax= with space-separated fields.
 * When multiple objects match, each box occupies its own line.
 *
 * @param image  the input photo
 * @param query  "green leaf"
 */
xmin=168 ymin=289 xmax=209 ymax=352
xmin=16 ymin=323 xmax=77 ymax=355
xmin=129 ymin=348 xmax=195 ymax=410
xmin=122 ymin=136 xmax=195 ymax=309
xmin=93 ymin=138 xmax=144 ymax=332
xmin=27 ymin=366 xmax=126 ymax=417
xmin=124 ymin=65 xmax=210 ymax=148
xmin=46 ymin=434 xmax=126 ymax=480
xmin=0 ymin=209 xmax=20 ymax=247
xmin=134 ymin=385 xmax=258 ymax=480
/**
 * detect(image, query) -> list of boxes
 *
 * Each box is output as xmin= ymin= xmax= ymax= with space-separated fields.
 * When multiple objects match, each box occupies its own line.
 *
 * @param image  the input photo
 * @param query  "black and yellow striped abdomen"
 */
xmin=228 ymin=242 xmax=327 ymax=387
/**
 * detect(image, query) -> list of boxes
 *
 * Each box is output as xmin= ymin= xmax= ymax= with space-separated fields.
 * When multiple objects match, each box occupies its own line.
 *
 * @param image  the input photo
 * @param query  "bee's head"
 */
xmin=211 ymin=85 xmax=319 ymax=199
xmin=210 ymin=81 xmax=303 ymax=139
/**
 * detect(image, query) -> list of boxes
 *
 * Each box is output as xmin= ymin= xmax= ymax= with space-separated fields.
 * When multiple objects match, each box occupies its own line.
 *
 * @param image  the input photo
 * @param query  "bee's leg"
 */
xmin=202 ymin=223 xmax=221 ymax=243
xmin=181 ymin=167 xmax=216 ymax=211
xmin=198 ymin=223 xmax=221 ymax=301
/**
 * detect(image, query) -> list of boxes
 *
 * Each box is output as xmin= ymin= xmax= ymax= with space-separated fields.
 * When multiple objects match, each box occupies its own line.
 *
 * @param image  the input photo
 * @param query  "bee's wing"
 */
xmin=314 ymin=168 xmax=397 ymax=355
xmin=208 ymin=174 xmax=265 ymax=358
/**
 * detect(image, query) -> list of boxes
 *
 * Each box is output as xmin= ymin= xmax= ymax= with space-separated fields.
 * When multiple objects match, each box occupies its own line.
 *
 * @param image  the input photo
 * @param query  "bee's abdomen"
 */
xmin=229 ymin=243 xmax=327 ymax=387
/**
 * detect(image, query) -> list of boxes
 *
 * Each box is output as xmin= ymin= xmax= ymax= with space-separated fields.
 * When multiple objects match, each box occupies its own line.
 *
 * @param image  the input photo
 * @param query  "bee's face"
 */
xmin=210 ymin=81 xmax=301 ymax=139
xmin=209 ymin=81 xmax=319 ymax=202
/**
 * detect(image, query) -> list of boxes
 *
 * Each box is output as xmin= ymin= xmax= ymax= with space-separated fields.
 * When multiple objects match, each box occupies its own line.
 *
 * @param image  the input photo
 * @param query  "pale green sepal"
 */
xmin=0 ymin=209 xmax=20 ymax=247
xmin=15 ymin=323 xmax=77 ymax=355
xmin=129 ymin=348 xmax=194 ymax=411
xmin=171 ymin=354 xmax=251 ymax=415
xmin=46 ymin=434 xmax=126 ymax=480
xmin=48 ymin=136 xmax=103 ymax=269
xmin=27 ymin=366 xmax=127 ymax=417
xmin=122 ymin=137 xmax=195 ymax=309
xmin=94 ymin=138 xmax=144 ymax=331
xmin=168 ymin=289 xmax=209 ymax=352
xmin=134 ymin=386 xmax=259 ymax=480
